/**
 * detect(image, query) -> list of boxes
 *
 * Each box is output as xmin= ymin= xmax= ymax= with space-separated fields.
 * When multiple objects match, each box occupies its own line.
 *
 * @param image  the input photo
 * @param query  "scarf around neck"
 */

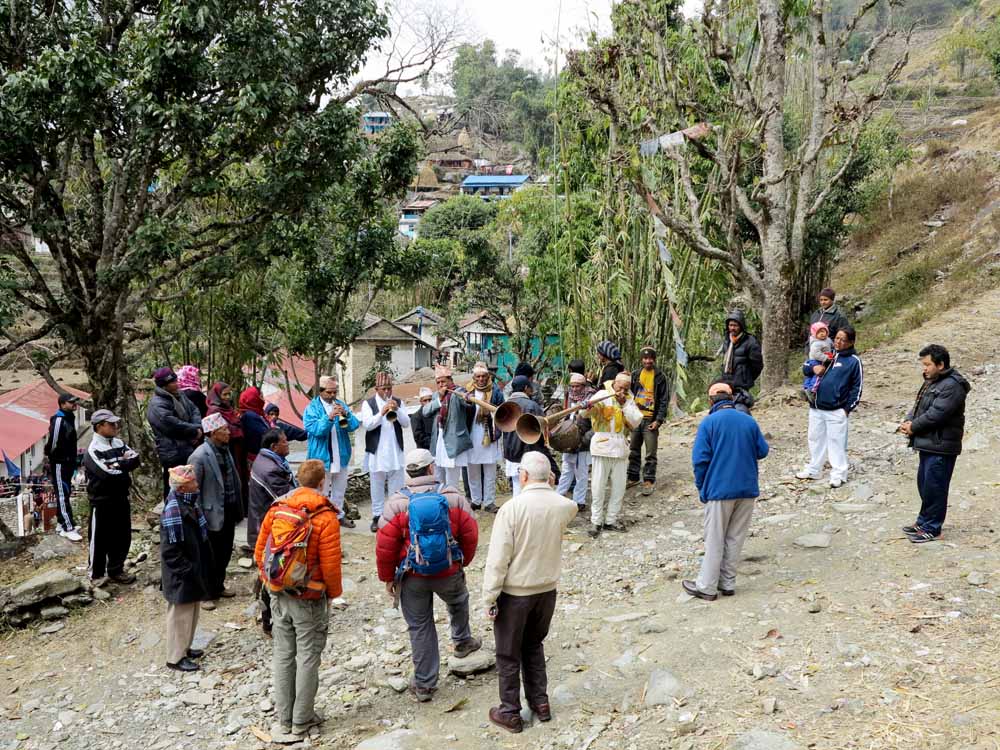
xmin=162 ymin=490 xmax=208 ymax=544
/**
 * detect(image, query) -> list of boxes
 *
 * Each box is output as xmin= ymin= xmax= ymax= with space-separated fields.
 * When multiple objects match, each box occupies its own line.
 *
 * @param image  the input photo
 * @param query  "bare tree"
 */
xmin=570 ymin=0 xmax=911 ymax=390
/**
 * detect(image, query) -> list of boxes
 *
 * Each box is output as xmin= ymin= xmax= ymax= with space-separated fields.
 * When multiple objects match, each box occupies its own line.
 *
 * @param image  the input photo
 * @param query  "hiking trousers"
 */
xmin=628 ymin=418 xmax=659 ymax=483
xmin=50 ymin=462 xmax=76 ymax=532
xmin=695 ymin=498 xmax=755 ymax=596
xmin=271 ymin=593 xmax=329 ymax=728
xmin=493 ymin=589 xmax=557 ymax=720
xmin=88 ymin=498 xmax=132 ymax=579
xmin=915 ymin=451 xmax=958 ymax=536
xmin=399 ymin=570 xmax=472 ymax=689
xmin=591 ymin=456 xmax=627 ymax=526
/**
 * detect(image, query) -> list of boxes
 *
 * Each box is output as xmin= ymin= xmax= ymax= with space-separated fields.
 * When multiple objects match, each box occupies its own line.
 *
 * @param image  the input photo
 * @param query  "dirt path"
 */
xmin=4 ymin=290 xmax=1000 ymax=750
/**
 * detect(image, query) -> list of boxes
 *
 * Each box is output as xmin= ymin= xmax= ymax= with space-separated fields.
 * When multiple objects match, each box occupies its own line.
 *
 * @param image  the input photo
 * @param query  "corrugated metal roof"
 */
xmin=460 ymin=175 xmax=530 ymax=187
xmin=0 ymin=379 xmax=91 ymax=459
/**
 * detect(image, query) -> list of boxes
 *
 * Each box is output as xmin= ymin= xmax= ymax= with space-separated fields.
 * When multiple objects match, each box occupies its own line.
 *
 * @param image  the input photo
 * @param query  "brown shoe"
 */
xmin=202 ymin=600 xmax=217 ymax=611
xmin=681 ymin=580 xmax=717 ymax=601
xmin=489 ymin=706 xmax=523 ymax=734
xmin=530 ymin=703 xmax=552 ymax=722
xmin=641 ymin=481 xmax=654 ymax=496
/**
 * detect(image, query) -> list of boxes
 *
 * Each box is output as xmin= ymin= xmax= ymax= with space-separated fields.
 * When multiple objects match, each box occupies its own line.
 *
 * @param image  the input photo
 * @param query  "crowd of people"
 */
xmin=27 ymin=286 xmax=971 ymax=739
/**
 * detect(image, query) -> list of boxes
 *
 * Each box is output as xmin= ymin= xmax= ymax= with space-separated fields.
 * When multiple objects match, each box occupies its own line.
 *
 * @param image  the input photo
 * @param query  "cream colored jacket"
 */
xmin=482 ymin=482 xmax=578 ymax=606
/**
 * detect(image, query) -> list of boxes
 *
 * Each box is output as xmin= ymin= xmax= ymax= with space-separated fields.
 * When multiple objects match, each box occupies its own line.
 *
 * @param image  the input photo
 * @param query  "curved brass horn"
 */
xmin=494 ymin=401 xmax=523 ymax=432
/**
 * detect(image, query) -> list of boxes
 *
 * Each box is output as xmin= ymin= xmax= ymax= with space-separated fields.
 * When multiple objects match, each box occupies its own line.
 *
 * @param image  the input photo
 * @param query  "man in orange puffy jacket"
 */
xmin=376 ymin=448 xmax=480 ymax=703
xmin=255 ymin=459 xmax=341 ymax=741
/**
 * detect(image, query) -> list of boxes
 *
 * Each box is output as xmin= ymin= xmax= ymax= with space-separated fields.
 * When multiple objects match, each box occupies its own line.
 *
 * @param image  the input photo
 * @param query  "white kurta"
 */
xmin=467 ymin=389 xmax=500 ymax=464
xmin=361 ymin=394 xmax=410 ymax=473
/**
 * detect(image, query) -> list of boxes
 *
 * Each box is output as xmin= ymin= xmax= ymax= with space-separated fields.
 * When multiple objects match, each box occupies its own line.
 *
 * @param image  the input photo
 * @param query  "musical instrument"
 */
xmin=515 ymin=393 xmax=615 ymax=446
xmin=444 ymin=387 xmax=523 ymax=432
xmin=385 ymin=399 xmax=400 ymax=423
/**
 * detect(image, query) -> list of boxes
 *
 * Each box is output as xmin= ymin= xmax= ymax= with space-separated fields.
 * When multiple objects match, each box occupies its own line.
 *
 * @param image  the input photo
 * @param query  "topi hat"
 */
xmin=201 ymin=413 xmax=228 ymax=434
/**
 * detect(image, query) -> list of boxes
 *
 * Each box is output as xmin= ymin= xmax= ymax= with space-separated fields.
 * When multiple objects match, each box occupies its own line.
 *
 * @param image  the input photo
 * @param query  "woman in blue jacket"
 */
xmin=303 ymin=375 xmax=360 ymax=527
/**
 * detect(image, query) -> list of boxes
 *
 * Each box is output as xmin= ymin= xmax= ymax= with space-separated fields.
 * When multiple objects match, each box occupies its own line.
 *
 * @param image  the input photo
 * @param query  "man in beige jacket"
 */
xmin=482 ymin=452 xmax=578 ymax=733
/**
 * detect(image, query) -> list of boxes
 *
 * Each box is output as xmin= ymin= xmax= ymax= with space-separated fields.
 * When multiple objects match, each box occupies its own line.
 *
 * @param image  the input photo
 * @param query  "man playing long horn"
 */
xmin=466 ymin=362 xmax=505 ymax=513
xmin=422 ymin=365 xmax=474 ymax=489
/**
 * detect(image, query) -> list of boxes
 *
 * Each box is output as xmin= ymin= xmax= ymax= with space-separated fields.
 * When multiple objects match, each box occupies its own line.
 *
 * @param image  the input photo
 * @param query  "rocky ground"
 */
xmin=4 ymin=290 xmax=1000 ymax=750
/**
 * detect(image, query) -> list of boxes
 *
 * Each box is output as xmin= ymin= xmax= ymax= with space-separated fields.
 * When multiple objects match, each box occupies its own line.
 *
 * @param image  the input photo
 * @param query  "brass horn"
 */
xmin=514 ymin=393 xmax=615 ymax=445
xmin=445 ymin=387 xmax=523 ymax=432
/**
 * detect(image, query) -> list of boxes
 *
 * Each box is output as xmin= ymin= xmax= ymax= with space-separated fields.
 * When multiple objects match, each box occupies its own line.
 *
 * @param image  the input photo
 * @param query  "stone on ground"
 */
xmin=729 ymin=730 xmax=803 ymax=750
xmin=794 ymin=533 xmax=832 ymax=549
xmin=31 ymin=535 xmax=79 ymax=563
xmin=355 ymin=729 xmax=421 ymax=750
xmin=643 ymin=669 xmax=692 ymax=706
xmin=448 ymin=650 xmax=495 ymax=676
xmin=6 ymin=569 xmax=82 ymax=608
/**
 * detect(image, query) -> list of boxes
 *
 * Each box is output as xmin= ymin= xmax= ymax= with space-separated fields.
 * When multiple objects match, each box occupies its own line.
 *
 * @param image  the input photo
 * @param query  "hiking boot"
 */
xmin=166 ymin=657 xmax=200 ymax=672
xmin=409 ymin=681 xmax=434 ymax=703
xmin=794 ymin=470 xmax=819 ymax=480
xmin=370 ymin=517 xmax=379 ymax=533
xmin=588 ymin=523 xmax=601 ymax=538
xmin=603 ymin=522 xmax=626 ymax=532
xmin=454 ymin=637 xmax=482 ymax=659
xmin=483 ymin=504 xmax=499 ymax=514
xmin=202 ymin=600 xmax=217 ymax=611
xmin=681 ymin=580 xmax=717 ymax=601
xmin=186 ymin=648 xmax=204 ymax=659
xmin=641 ymin=481 xmax=654 ymax=496
xmin=719 ymin=588 xmax=735 ymax=597
xmin=340 ymin=517 xmax=356 ymax=529
xmin=908 ymin=530 xmax=940 ymax=544
xmin=489 ymin=706 xmax=523 ymax=733
xmin=292 ymin=712 xmax=325 ymax=735
xmin=91 ymin=576 xmax=110 ymax=589
xmin=109 ymin=571 xmax=137 ymax=585
xmin=531 ymin=703 xmax=552 ymax=722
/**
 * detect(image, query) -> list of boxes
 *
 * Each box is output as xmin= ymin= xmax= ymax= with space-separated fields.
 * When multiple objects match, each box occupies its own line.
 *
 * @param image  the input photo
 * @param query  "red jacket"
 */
xmin=375 ymin=473 xmax=478 ymax=582
xmin=255 ymin=486 xmax=343 ymax=599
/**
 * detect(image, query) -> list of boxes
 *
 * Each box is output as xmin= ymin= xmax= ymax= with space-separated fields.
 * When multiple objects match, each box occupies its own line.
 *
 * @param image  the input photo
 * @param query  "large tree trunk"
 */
xmin=760 ymin=271 xmax=794 ymax=392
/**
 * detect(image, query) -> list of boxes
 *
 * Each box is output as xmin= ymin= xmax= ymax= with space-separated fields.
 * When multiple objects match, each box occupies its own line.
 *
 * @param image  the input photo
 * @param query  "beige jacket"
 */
xmin=482 ymin=482 xmax=578 ymax=606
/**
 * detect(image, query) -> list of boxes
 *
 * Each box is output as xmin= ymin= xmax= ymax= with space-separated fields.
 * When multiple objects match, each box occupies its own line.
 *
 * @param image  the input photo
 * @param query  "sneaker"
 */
xmin=370 ymin=517 xmax=379 ymax=533
xmin=166 ymin=657 xmax=200 ymax=672
xmin=829 ymin=479 xmax=844 ymax=489
xmin=59 ymin=528 xmax=83 ymax=542
xmin=91 ymin=576 xmax=110 ymax=589
xmin=901 ymin=524 xmax=920 ymax=534
xmin=641 ymin=481 xmax=654 ymax=496
xmin=109 ymin=571 xmax=137 ymax=585
xmin=292 ymin=712 xmax=325 ymax=736
xmin=794 ymin=470 xmax=818 ymax=480
xmin=202 ymin=600 xmax=217 ymax=611
xmin=603 ymin=522 xmax=626 ymax=532
xmin=483 ymin=504 xmax=499 ymax=514
xmin=908 ymin=530 xmax=940 ymax=544
xmin=454 ymin=637 xmax=482 ymax=659
xmin=588 ymin=523 xmax=601 ymax=538
xmin=409 ymin=681 xmax=434 ymax=703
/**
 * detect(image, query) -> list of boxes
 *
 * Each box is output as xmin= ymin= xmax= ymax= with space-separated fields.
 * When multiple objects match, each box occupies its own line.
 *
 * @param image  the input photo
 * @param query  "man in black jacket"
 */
xmin=46 ymin=392 xmax=82 ymax=541
xmin=629 ymin=347 xmax=670 ymax=495
xmin=84 ymin=410 xmax=141 ymax=585
xmin=502 ymin=377 xmax=558 ymax=495
xmin=147 ymin=366 xmax=203 ymax=501
xmin=809 ymin=288 xmax=850 ymax=343
xmin=411 ymin=388 xmax=435 ymax=450
xmin=718 ymin=310 xmax=763 ymax=413
xmin=899 ymin=344 xmax=969 ymax=543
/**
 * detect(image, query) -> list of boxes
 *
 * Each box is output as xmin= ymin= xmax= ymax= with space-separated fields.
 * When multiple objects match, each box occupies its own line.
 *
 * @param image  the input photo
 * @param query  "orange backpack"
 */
xmin=260 ymin=504 xmax=329 ymax=596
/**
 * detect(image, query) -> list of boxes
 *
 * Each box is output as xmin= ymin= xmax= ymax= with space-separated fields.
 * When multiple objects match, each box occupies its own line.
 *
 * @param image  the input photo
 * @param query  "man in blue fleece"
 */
xmin=682 ymin=381 xmax=770 ymax=602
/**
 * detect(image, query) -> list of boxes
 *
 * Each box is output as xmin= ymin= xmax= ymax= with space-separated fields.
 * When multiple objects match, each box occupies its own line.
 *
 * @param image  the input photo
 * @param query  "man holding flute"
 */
xmin=362 ymin=371 xmax=411 ymax=533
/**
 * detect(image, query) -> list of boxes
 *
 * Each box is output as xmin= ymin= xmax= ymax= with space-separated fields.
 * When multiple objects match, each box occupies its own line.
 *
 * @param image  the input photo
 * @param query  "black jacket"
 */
xmin=720 ymin=311 xmax=764 ymax=392
xmin=276 ymin=419 xmax=308 ymax=443
xmin=147 ymin=387 xmax=202 ymax=467
xmin=182 ymin=389 xmax=208 ymax=418
xmin=247 ymin=450 xmax=296 ymax=551
xmin=84 ymin=435 xmax=140 ymax=504
xmin=160 ymin=497 xmax=215 ymax=605
xmin=908 ymin=369 xmax=970 ymax=456
xmin=45 ymin=410 xmax=77 ymax=465
xmin=411 ymin=408 xmax=435 ymax=450
xmin=809 ymin=305 xmax=850 ymax=341
xmin=593 ymin=362 xmax=624 ymax=390
xmin=630 ymin=368 xmax=670 ymax=423
xmin=502 ymin=394 xmax=560 ymax=479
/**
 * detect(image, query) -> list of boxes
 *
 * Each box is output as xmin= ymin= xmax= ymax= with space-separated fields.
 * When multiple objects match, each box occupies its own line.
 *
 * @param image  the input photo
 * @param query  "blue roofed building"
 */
xmin=362 ymin=111 xmax=392 ymax=135
xmin=460 ymin=174 xmax=530 ymax=200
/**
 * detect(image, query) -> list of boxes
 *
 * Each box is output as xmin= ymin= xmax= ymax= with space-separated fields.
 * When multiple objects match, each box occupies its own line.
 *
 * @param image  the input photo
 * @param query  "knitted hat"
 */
xmin=810 ymin=321 xmax=829 ymax=337
xmin=596 ymin=340 xmax=622 ymax=362
xmin=374 ymin=371 xmax=393 ymax=388
xmin=201 ymin=413 xmax=228 ymax=434
xmin=153 ymin=366 xmax=177 ymax=387
xmin=511 ymin=375 xmax=530 ymax=393
xmin=175 ymin=365 xmax=201 ymax=391
xmin=168 ymin=464 xmax=196 ymax=489
xmin=819 ymin=287 xmax=836 ymax=300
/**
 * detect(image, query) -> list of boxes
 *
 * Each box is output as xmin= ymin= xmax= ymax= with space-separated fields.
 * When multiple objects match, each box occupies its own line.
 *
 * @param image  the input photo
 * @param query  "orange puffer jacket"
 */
xmin=254 ymin=486 xmax=343 ymax=599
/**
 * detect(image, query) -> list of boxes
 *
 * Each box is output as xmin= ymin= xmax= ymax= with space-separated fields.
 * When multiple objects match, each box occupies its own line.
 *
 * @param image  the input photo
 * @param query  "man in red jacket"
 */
xmin=376 ymin=448 xmax=481 ymax=702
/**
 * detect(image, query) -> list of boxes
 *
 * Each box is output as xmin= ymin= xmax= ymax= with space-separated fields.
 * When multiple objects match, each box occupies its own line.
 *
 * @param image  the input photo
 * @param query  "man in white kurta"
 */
xmin=362 ymin=371 xmax=410 ymax=533
xmin=467 ymin=362 xmax=502 ymax=513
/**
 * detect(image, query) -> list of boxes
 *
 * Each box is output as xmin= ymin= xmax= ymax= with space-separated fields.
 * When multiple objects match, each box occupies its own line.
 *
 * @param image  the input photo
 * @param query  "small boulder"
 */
xmin=40 ymin=605 xmax=69 ymax=621
xmin=967 ymin=571 xmax=987 ymax=586
xmin=7 ymin=569 xmax=82 ymax=609
xmin=448 ymin=650 xmax=496 ymax=676
xmin=355 ymin=729 xmax=421 ymax=750
xmin=729 ymin=730 xmax=803 ymax=750
xmin=794 ymin=533 xmax=831 ymax=549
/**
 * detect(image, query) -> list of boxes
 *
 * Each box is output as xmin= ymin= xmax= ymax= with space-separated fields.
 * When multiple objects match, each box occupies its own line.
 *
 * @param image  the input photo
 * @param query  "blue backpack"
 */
xmin=399 ymin=488 xmax=463 ymax=576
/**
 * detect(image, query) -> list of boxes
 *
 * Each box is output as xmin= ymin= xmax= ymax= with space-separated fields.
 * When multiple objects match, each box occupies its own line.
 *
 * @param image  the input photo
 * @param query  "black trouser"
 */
xmin=50 ymin=462 xmax=76 ymax=531
xmin=915 ymin=451 xmax=958 ymax=536
xmin=628 ymin=417 xmax=659 ymax=482
xmin=493 ymin=589 xmax=557 ymax=718
xmin=88 ymin=498 xmax=132 ymax=579
xmin=208 ymin=505 xmax=238 ymax=597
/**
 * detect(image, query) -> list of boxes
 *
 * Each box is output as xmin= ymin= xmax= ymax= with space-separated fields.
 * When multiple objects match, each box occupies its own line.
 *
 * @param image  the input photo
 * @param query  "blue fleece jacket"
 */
xmin=805 ymin=346 xmax=863 ymax=413
xmin=303 ymin=396 xmax=360 ymax=470
xmin=692 ymin=400 xmax=770 ymax=502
